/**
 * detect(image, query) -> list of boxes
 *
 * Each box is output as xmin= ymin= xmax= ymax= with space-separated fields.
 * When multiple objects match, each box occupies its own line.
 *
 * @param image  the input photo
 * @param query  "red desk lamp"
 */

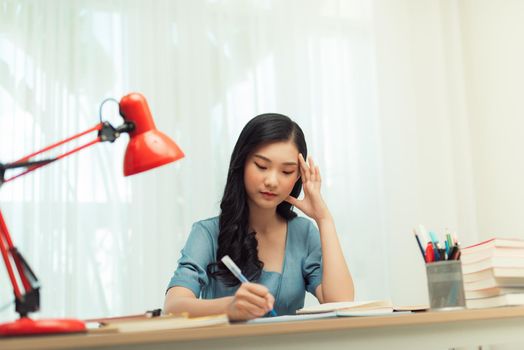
xmin=0 ymin=92 xmax=184 ymax=336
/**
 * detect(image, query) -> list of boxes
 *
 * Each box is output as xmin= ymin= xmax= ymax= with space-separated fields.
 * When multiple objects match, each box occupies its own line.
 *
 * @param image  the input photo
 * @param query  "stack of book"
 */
xmin=462 ymin=238 xmax=524 ymax=309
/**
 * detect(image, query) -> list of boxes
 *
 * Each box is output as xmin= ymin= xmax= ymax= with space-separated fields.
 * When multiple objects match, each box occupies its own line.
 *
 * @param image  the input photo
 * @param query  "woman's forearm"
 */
xmin=164 ymin=295 xmax=233 ymax=317
xmin=318 ymin=215 xmax=355 ymax=302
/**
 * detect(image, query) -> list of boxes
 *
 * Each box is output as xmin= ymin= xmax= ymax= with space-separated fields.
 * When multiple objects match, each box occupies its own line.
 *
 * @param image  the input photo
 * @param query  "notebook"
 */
xmin=296 ymin=300 xmax=394 ymax=315
xmin=247 ymin=305 xmax=410 ymax=324
xmin=89 ymin=313 xmax=229 ymax=333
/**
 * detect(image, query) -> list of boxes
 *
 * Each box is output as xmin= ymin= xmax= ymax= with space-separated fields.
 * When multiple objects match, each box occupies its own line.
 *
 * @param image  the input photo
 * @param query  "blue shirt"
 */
xmin=167 ymin=216 xmax=323 ymax=316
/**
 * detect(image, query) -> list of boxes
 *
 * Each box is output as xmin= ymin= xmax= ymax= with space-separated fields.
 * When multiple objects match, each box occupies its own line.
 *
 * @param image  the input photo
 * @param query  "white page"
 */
xmin=246 ymin=312 xmax=337 ymax=324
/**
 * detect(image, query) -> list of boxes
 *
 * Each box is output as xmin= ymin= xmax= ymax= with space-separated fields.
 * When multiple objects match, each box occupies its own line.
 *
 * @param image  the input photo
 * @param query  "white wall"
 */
xmin=374 ymin=0 xmax=524 ymax=306
xmin=459 ymin=0 xmax=524 ymax=239
xmin=373 ymin=0 xmax=479 ymax=307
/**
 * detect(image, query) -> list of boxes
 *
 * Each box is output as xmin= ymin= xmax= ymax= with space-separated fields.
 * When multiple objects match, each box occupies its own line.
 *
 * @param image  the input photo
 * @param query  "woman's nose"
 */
xmin=264 ymin=171 xmax=278 ymax=189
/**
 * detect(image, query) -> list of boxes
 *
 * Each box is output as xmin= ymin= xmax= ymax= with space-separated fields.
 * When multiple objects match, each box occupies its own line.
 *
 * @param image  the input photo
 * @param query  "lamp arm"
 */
xmin=0 ymin=120 xmax=136 ymax=187
xmin=1 ymin=123 xmax=103 ymax=185
xmin=0 ymin=120 xmax=131 ymax=319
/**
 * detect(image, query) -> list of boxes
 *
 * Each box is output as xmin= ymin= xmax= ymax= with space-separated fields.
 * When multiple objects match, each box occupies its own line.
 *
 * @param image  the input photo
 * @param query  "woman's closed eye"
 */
xmin=255 ymin=162 xmax=295 ymax=175
xmin=254 ymin=162 xmax=267 ymax=170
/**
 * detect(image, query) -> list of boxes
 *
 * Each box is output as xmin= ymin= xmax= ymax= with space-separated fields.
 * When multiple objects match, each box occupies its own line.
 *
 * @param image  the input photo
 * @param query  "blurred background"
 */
xmin=1 ymin=0 xmax=523 ymax=321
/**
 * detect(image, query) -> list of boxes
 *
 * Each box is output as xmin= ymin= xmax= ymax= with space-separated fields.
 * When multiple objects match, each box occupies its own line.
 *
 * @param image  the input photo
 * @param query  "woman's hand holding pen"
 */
xmin=226 ymin=282 xmax=275 ymax=321
xmin=286 ymin=154 xmax=332 ymax=224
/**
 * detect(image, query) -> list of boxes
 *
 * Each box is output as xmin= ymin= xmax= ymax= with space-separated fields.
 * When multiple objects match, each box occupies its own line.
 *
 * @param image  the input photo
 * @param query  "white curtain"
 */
xmin=0 ymin=0 xmax=494 ymax=321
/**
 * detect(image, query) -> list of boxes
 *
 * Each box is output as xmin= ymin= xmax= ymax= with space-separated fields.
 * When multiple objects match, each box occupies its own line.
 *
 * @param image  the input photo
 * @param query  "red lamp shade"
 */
xmin=119 ymin=93 xmax=184 ymax=176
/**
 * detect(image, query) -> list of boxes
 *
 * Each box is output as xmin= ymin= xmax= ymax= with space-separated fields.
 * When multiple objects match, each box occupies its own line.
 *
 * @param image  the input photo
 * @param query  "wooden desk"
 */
xmin=3 ymin=307 xmax=524 ymax=350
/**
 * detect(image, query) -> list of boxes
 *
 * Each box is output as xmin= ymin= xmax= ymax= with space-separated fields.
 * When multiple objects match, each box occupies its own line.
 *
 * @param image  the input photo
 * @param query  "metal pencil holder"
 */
xmin=426 ymin=260 xmax=465 ymax=310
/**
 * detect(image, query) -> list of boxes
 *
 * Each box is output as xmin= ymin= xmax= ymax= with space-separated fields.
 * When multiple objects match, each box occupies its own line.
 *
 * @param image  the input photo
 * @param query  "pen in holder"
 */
xmin=425 ymin=260 xmax=465 ymax=310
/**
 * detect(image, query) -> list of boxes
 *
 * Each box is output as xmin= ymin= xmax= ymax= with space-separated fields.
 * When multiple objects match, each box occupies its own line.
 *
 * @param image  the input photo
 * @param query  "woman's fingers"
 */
xmin=228 ymin=283 xmax=276 ymax=321
xmin=299 ymin=154 xmax=320 ymax=185
xmin=265 ymin=293 xmax=275 ymax=310
xmin=298 ymin=154 xmax=309 ymax=182
xmin=308 ymin=156 xmax=317 ymax=181
xmin=235 ymin=299 xmax=267 ymax=318
xmin=236 ymin=283 xmax=274 ymax=316
xmin=241 ymin=283 xmax=271 ymax=308
xmin=285 ymin=195 xmax=298 ymax=206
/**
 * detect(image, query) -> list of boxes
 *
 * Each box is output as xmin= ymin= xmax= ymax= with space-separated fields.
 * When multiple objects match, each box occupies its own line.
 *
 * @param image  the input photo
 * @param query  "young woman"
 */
xmin=164 ymin=113 xmax=354 ymax=321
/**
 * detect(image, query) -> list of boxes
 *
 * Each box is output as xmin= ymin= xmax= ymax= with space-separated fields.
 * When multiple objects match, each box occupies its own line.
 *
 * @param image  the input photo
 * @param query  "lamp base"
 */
xmin=0 ymin=317 xmax=86 ymax=337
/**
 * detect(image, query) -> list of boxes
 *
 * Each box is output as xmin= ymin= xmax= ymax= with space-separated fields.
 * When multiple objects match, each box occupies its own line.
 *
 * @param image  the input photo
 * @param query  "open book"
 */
xmin=89 ymin=313 xmax=228 ymax=333
xmin=297 ymin=300 xmax=394 ymax=316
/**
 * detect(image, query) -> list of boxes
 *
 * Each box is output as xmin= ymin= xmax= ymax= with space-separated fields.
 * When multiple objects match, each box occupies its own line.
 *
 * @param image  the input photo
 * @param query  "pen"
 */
xmin=418 ymin=224 xmax=429 ymax=243
xmin=451 ymin=243 xmax=461 ymax=260
xmin=221 ymin=255 xmax=277 ymax=317
xmin=448 ymin=245 xmax=458 ymax=260
xmin=438 ymin=248 xmax=446 ymax=261
xmin=146 ymin=308 xmax=162 ymax=317
xmin=413 ymin=229 xmax=426 ymax=262
xmin=445 ymin=232 xmax=453 ymax=255
xmin=84 ymin=308 xmax=162 ymax=324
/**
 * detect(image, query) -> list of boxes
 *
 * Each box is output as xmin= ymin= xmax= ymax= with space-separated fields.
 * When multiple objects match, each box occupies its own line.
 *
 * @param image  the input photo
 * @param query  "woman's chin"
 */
xmin=251 ymin=199 xmax=280 ymax=210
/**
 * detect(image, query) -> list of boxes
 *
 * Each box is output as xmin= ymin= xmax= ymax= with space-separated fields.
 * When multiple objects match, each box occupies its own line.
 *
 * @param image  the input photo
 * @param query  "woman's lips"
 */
xmin=260 ymin=191 xmax=277 ymax=199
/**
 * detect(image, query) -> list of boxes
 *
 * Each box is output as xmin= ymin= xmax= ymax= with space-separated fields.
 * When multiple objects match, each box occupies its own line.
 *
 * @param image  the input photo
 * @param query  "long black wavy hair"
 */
xmin=207 ymin=113 xmax=307 ymax=286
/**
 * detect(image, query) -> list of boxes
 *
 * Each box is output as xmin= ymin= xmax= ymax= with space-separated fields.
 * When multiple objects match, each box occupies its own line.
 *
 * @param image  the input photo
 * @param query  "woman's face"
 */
xmin=244 ymin=141 xmax=300 ymax=210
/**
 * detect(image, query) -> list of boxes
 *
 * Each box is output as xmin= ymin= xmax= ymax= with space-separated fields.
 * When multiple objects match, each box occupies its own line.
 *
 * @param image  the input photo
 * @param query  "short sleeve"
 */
xmin=302 ymin=221 xmax=323 ymax=295
xmin=167 ymin=222 xmax=215 ymax=297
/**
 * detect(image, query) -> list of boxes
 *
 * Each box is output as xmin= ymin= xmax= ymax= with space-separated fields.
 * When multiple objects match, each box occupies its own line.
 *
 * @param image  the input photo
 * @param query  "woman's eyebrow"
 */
xmin=254 ymin=154 xmax=297 ymax=166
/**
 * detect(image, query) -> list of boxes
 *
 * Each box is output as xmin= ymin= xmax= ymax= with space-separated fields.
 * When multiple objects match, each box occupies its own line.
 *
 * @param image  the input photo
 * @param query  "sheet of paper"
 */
xmin=246 ymin=311 xmax=337 ymax=324
xmin=336 ymin=310 xmax=411 ymax=317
